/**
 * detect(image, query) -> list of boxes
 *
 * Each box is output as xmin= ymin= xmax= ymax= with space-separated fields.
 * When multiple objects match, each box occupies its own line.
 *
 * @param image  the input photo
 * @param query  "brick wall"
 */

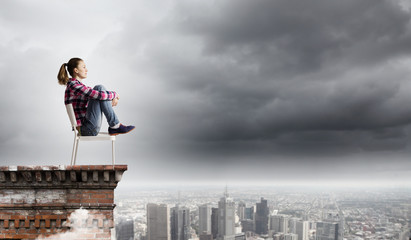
xmin=0 ymin=165 xmax=127 ymax=239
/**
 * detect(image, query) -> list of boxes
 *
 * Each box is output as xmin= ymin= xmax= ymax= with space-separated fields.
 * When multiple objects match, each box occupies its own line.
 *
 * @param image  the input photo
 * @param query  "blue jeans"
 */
xmin=81 ymin=85 xmax=120 ymax=136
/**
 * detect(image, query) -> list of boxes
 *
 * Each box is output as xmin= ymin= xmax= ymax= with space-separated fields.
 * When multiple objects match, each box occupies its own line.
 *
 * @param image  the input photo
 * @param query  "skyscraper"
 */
xmin=199 ymin=204 xmax=212 ymax=234
xmin=116 ymin=217 xmax=134 ymax=240
xmin=270 ymin=214 xmax=289 ymax=234
xmin=296 ymin=220 xmax=309 ymax=240
xmin=241 ymin=219 xmax=255 ymax=233
xmin=147 ymin=203 xmax=170 ymax=240
xmin=315 ymin=222 xmax=338 ymax=240
xmin=284 ymin=233 xmax=298 ymax=240
xmin=237 ymin=202 xmax=246 ymax=220
xmin=211 ymin=207 xmax=219 ymax=239
xmin=171 ymin=205 xmax=191 ymax=240
xmin=244 ymin=206 xmax=255 ymax=220
xmin=255 ymin=198 xmax=269 ymax=235
xmin=217 ymin=189 xmax=236 ymax=240
xmin=289 ymin=218 xmax=309 ymax=240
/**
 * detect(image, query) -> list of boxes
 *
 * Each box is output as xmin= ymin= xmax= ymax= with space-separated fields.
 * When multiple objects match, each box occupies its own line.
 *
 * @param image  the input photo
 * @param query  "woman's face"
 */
xmin=74 ymin=61 xmax=88 ymax=80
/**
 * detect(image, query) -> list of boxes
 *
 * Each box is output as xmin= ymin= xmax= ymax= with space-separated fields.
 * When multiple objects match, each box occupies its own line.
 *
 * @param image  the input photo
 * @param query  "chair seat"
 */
xmin=78 ymin=132 xmax=116 ymax=141
xmin=66 ymin=103 xmax=116 ymax=165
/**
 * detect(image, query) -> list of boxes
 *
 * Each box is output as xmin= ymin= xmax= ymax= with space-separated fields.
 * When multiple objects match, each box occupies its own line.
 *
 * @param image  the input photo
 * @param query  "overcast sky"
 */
xmin=1 ymin=0 xmax=411 ymax=189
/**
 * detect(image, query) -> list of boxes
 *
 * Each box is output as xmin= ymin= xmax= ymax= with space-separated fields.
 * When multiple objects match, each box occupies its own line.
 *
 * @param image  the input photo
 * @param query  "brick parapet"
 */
xmin=0 ymin=165 xmax=127 ymax=239
xmin=0 ymin=165 xmax=127 ymax=189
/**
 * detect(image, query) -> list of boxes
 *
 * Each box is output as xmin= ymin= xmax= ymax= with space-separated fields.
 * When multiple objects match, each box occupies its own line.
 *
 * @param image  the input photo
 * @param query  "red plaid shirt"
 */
xmin=64 ymin=78 xmax=118 ymax=126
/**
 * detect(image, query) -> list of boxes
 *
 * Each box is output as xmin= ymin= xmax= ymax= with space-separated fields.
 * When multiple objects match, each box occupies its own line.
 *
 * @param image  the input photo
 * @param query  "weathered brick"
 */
xmin=10 ymin=172 xmax=17 ymax=182
xmin=93 ymin=171 xmax=99 ymax=182
xmin=45 ymin=172 xmax=52 ymax=182
xmin=82 ymin=199 xmax=98 ymax=204
xmin=0 ymin=172 xmax=6 ymax=182
xmin=35 ymin=172 xmax=42 ymax=182
xmin=70 ymin=171 xmax=77 ymax=181
xmin=24 ymin=219 xmax=30 ymax=228
xmin=0 ymin=165 xmax=126 ymax=239
xmin=45 ymin=219 xmax=50 ymax=228
xmin=98 ymin=199 xmax=114 ymax=204
xmin=81 ymin=171 xmax=88 ymax=181
xmin=91 ymin=194 xmax=107 ymax=199
xmin=34 ymin=219 xmax=40 ymax=228
xmin=103 ymin=171 xmax=110 ymax=182
xmin=22 ymin=171 xmax=32 ymax=182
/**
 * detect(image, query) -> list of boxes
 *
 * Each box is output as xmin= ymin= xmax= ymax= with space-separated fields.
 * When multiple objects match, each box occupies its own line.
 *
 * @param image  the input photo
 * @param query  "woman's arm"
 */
xmin=70 ymin=81 xmax=118 ymax=101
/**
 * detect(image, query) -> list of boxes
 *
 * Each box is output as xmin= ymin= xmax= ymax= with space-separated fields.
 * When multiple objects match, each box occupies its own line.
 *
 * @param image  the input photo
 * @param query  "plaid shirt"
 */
xmin=64 ymin=78 xmax=118 ymax=126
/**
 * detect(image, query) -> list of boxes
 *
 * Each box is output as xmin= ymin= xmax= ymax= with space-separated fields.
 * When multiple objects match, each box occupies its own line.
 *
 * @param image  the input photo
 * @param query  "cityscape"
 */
xmin=113 ymin=185 xmax=411 ymax=240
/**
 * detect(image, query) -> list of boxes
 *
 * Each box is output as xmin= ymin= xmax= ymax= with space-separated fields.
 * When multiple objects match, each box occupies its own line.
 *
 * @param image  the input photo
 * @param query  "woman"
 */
xmin=57 ymin=57 xmax=135 ymax=136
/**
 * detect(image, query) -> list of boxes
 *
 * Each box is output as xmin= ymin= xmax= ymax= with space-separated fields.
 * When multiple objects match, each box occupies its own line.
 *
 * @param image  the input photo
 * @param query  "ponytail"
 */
xmin=57 ymin=63 xmax=69 ymax=85
xmin=57 ymin=57 xmax=83 ymax=85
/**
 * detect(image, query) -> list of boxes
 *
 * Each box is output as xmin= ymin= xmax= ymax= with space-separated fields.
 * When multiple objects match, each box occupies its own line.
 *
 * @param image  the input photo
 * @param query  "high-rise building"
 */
xmin=116 ymin=217 xmax=135 ymax=240
xmin=238 ymin=202 xmax=246 ymax=220
xmin=241 ymin=219 xmax=255 ymax=233
xmin=255 ymin=197 xmax=269 ymax=235
xmin=147 ymin=203 xmax=170 ymax=240
xmin=270 ymin=214 xmax=289 ymax=234
xmin=273 ymin=233 xmax=298 ymax=240
xmin=244 ymin=206 xmax=255 ymax=220
xmin=171 ymin=205 xmax=191 ymax=240
xmin=296 ymin=220 xmax=309 ymax=240
xmin=199 ymin=204 xmax=212 ymax=234
xmin=289 ymin=218 xmax=298 ymax=234
xmin=289 ymin=218 xmax=309 ymax=240
xmin=284 ymin=233 xmax=298 ymax=240
xmin=211 ymin=207 xmax=219 ymax=239
xmin=315 ymin=222 xmax=338 ymax=240
xmin=217 ymin=189 xmax=236 ymax=240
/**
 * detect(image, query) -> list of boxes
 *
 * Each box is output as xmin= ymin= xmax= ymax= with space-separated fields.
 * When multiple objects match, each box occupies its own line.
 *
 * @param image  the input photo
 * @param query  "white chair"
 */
xmin=66 ymin=104 xmax=116 ymax=165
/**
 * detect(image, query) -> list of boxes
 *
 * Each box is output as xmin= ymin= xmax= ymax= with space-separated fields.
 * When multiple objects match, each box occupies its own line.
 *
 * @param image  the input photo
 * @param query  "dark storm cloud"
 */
xmin=118 ymin=0 xmax=411 ymax=157
xmin=3 ymin=0 xmax=411 ymax=184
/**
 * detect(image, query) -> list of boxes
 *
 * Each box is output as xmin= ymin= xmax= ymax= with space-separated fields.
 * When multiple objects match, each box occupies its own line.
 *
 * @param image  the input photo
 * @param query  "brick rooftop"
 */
xmin=0 ymin=165 xmax=128 ymax=239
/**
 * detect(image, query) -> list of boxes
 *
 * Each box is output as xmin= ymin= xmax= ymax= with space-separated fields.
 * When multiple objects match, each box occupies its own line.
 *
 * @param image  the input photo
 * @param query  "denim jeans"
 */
xmin=80 ymin=85 xmax=120 ymax=136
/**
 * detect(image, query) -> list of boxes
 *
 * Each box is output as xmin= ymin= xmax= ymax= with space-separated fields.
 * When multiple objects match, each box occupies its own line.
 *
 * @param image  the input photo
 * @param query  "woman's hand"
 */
xmin=112 ymin=97 xmax=119 ymax=107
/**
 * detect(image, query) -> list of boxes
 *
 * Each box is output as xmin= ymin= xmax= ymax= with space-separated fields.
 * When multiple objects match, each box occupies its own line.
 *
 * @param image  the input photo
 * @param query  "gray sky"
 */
xmin=2 ymin=0 xmax=411 ymax=189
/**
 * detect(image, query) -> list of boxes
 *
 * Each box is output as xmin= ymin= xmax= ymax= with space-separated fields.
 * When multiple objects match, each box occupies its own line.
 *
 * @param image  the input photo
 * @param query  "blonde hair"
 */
xmin=57 ymin=58 xmax=83 ymax=85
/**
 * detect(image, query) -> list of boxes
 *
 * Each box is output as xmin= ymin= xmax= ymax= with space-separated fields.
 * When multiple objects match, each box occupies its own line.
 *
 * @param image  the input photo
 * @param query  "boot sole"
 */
xmin=109 ymin=128 xmax=135 ymax=136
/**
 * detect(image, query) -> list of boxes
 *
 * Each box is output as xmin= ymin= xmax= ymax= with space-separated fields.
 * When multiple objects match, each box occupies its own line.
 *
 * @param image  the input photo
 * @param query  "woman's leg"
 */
xmin=81 ymin=85 xmax=120 ymax=136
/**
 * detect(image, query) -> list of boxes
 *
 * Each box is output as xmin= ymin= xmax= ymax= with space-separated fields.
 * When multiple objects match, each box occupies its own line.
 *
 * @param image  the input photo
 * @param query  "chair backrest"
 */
xmin=65 ymin=104 xmax=78 ymax=128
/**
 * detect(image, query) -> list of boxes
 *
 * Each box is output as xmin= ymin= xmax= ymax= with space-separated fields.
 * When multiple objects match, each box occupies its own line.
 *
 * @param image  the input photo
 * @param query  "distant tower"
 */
xmin=296 ymin=220 xmax=309 ymax=240
xmin=315 ymin=222 xmax=338 ymax=240
xmin=211 ymin=207 xmax=219 ymax=239
xmin=284 ymin=233 xmax=298 ymax=240
xmin=171 ymin=205 xmax=191 ymax=240
xmin=255 ymin=197 xmax=269 ymax=234
xmin=116 ymin=217 xmax=135 ymax=240
xmin=199 ymin=204 xmax=212 ymax=234
xmin=289 ymin=218 xmax=309 ymax=240
xmin=245 ymin=206 xmax=255 ymax=220
xmin=147 ymin=203 xmax=170 ymax=240
xmin=238 ymin=202 xmax=246 ymax=220
xmin=217 ymin=188 xmax=236 ymax=239
xmin=270 ymin=214 xmax=289 ymax=234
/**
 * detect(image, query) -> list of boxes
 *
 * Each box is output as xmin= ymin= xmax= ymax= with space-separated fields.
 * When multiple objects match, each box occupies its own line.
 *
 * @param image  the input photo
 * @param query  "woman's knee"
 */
xmin=93 ymin=84 xmax=106 ymax=91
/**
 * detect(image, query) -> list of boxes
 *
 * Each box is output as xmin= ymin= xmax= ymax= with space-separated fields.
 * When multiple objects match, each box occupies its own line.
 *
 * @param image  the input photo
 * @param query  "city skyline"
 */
xmin=2 ymin=0 xmax=411 ymax=186
xmin=114 ymin=186 xmax=411 ymax=240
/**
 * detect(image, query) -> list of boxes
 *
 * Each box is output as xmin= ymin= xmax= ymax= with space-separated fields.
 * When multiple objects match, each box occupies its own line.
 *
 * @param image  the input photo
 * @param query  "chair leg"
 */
xmin=70 ymin=137 xmax=78 ymax=165
xmin=112 ymin=140 xmax=115 ymax=165
xmin=73 ymin=139 xmax=80 ymax=165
